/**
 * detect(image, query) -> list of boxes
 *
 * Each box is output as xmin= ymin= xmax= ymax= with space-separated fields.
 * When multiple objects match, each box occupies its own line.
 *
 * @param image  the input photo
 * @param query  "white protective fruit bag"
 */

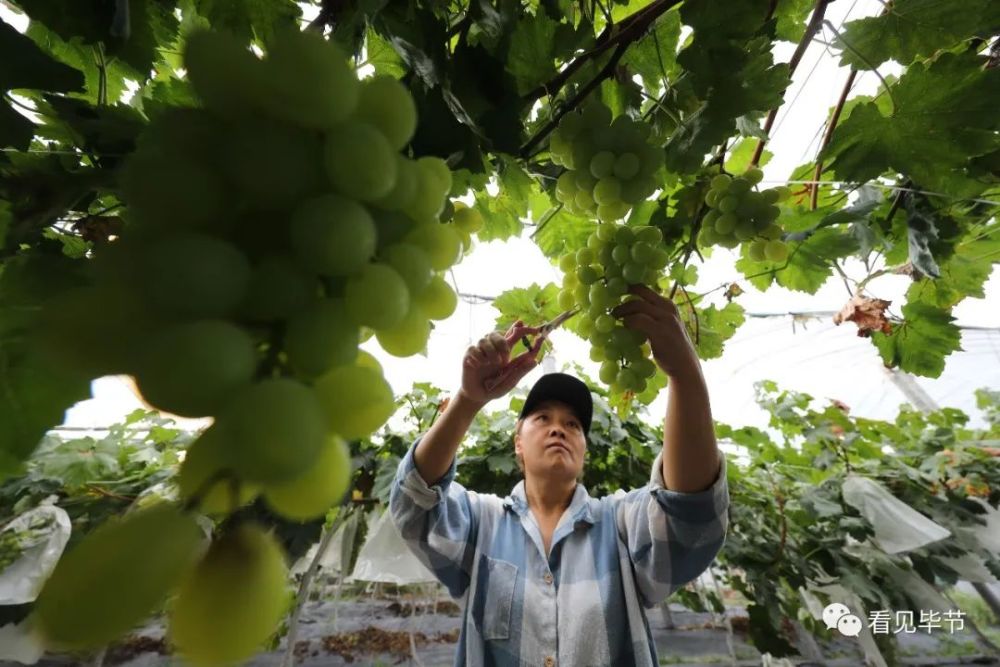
xmin=0 ymin=504 xmax=72 ymax=665
xmin=840 ymin=474 xmax=950 ymax=554
xmin=0 ymin=504 xmax=72 ymax=605
xmin=348 ymin=508 xmax=436 ymax=585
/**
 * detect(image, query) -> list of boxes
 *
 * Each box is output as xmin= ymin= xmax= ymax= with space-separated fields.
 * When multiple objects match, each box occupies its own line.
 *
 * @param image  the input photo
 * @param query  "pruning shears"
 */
xmin=483 ymin=308 xmax=580 ymax=392
xmin=518 ymin=307 xmax=580 ymax=352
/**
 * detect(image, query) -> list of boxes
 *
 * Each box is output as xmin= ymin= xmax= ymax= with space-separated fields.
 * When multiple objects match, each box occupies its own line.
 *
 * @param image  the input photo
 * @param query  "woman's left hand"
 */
xmin=610 ymin=284 xmax=702 ymax=381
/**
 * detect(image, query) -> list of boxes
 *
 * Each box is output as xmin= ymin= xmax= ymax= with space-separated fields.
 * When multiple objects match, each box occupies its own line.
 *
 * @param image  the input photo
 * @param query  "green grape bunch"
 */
xmin=697 ymin=167 xmax=791 ymax=262
xmin=549 ymin=102 xmax=663 ymax=222
xmin=557 ymin=224 xmax=668 ymax=396
xmin=32 ymin=27 xmax=466 ymax=666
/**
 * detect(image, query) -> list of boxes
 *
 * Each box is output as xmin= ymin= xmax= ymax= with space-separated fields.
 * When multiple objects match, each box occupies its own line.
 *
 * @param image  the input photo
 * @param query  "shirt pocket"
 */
xmin=482 ymin=556 xmax=518 ymax=641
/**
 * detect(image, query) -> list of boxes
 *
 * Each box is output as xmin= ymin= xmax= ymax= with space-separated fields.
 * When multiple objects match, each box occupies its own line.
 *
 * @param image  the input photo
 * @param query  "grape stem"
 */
xmin=830 ymin=260 xmax=856 ymax=298
xmin=529 ymin=202 xmax=564 ymax=240
xmin=85 ymin=484 xmax=135 ymax=502
xmin=282 ymin=510 xmax=347 ymax=667
xmin=181 ymin=468 xmax=236 ymax=513
xmin=668 ymin=143 xmax=727 ymax=301
xmin=883 ymin=181 xmax=911 ymax=227
xmin=256 ymin=323 xmax=286 ymax=379
xmin=522 ymin=0 xmax=681 ymax=104
xmin=763 ymin=470 xmax=788 ymax=568
xmin=810 ymin=68 xmax=858 ymax=210
xmin=750 ymin=0 xmax=833 ymax=168
xmin=519 ymin=0 xmax=684 ymax=158
xmin=676 ymin=282 xmax=701 ymax=346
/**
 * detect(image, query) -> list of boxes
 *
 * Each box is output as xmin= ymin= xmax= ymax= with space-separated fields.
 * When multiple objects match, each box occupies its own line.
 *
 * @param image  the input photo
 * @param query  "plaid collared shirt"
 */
xmin=389 ymin=436 xmax=730 ymax=667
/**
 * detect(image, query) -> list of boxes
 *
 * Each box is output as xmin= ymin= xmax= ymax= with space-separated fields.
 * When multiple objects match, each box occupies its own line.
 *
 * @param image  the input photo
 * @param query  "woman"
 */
xmin=390 ymin=285 xmax=730 ymax=666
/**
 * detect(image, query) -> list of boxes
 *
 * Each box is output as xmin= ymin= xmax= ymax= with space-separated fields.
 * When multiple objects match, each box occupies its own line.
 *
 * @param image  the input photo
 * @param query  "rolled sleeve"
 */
xmin=650 ymin=449 xmax=730 ymax=525
xmin=395 ymin=433 xmax=460 ymax=510
xmin=614 ymin=448 xmax=730 ymax=608
xmin=388 ymin=436 xmax=478 ymax=599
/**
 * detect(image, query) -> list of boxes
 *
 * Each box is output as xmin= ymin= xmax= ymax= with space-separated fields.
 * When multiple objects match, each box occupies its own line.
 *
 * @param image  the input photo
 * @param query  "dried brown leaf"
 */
xmin=833 ymin=294 xmax=893 ymax=337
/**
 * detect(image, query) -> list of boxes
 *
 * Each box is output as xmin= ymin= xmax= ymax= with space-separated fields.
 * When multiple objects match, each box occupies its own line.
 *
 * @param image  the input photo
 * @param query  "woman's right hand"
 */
xmin=459 ymin=321 xmax=540 ymax=405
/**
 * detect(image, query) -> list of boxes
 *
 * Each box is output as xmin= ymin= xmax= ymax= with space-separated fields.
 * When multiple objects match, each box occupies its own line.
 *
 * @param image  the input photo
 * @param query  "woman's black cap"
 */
xmin=518 ymin=372 xmax=593 ymax=434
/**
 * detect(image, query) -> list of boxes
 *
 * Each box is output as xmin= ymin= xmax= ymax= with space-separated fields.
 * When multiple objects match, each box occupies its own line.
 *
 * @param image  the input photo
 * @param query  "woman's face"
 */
xmin=514 ymin=399 xmax=587 ymax=481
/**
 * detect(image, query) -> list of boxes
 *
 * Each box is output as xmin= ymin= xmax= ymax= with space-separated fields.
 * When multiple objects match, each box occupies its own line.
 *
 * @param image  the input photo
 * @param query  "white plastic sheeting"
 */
xmin=841 ymin=475 xmax=951 ymax=554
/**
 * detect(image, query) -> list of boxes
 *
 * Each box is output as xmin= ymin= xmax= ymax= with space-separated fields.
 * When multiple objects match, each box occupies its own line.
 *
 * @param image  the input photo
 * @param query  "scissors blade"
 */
xmin=540 ymin=307 xmax=580 ymax=335
xmin=518 ymin=308 xmax=579 ymax=351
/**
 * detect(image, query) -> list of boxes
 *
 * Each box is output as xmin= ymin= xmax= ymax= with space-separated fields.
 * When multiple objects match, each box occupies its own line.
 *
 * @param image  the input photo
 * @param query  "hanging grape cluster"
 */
xmin=698 ymin=168 xmax=791 ymax=261
xmin=549 ymin=102 xmax=663 ymax=221
xmin=556 ymin=224 xmax=669 ymax=395
xmin=34 ymin=28 xmax=462 ymax=665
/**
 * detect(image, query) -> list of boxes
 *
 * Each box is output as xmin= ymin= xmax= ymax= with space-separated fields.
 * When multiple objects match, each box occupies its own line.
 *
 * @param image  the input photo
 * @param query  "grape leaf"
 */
xmin=679 ymin=0 xmax=770 ymax=41
xmin=0 ymin=200 xmax=10 ymax=248
xmin=24 ymin=21 xmax=132 ymax=104
xmin=497 ymin=160 xmax=534 ymax=219
xmin=872 ymin=301 xmax=961 ymax=378
xmin=40 ymin=96 xmax=145 ymax=157
xmin=0 ymin=253 xmax=91 ymax=479
xmin=681 ymin=301 xmax=746 ymax=360
xmin=0 ymin=101 xmax=35 ymax=151
xmin=492 ymin=282 xmax=562 ymax=333
xmin=890 ymin=191 xmax=963 ymax=279
xmin=192 ymin=0 xmax=300 ymax=47
xmin=0 ymin=19 xmax=85 ymax=149
xmin=903 ymin=224 xmax=1000 ymax=310
xmin=374 ymin=3 xmax=448 ymax=88
xmin=447 ymin=43 xmax=527 ymax=155
xmin=0 ymin=20 xmax=84 ymax=93
xmin=725 ymin=137 xmax=772 ymax=173
xmin=506 ymin=11 xmax=563 ymax=95
xmin=772 ymin=0 xmax=815 ymax=43
xmin=822 ymin=52 xmax=1000 ymax=188
xmin=473 ymin=192 xmax=522 ymax=242
xmin=0 ymin=349 xmax=92 ymax=479
xmin=364 ymin=29 xmax=406 ymax=79
xmin=836 ymin=0 xmax=1000 ymax=69
xmin=13 ymin=0 xmax=179 ymax=77
xmin=622 ymin=9 xmax=681 ymax=92
xmin=532 ymin=206 xmax=597 ymax=260
xmin=903 ymin=194 xmax=943 ymax=278
xmin=599 ymin=77 xmax=643 ymax=119
xmin=409 ymin=85 xmax=485 ymax=172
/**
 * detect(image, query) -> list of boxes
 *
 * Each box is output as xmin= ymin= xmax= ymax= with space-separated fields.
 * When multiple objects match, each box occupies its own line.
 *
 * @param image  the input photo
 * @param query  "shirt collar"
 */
xmin=503 ymin=479 xmax=596 ymax=526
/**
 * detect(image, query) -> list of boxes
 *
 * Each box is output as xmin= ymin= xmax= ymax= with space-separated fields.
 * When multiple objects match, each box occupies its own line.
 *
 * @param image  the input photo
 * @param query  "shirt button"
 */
xmin=543 ymin=572 xmax=553 ymax=584
xmin=544 ymin=657 xmax=555 ymax=667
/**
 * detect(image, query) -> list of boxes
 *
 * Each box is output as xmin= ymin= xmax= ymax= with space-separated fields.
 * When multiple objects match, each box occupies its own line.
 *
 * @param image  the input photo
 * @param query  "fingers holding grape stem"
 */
xmin=462 ymin=321 xmax=542 ymax=399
